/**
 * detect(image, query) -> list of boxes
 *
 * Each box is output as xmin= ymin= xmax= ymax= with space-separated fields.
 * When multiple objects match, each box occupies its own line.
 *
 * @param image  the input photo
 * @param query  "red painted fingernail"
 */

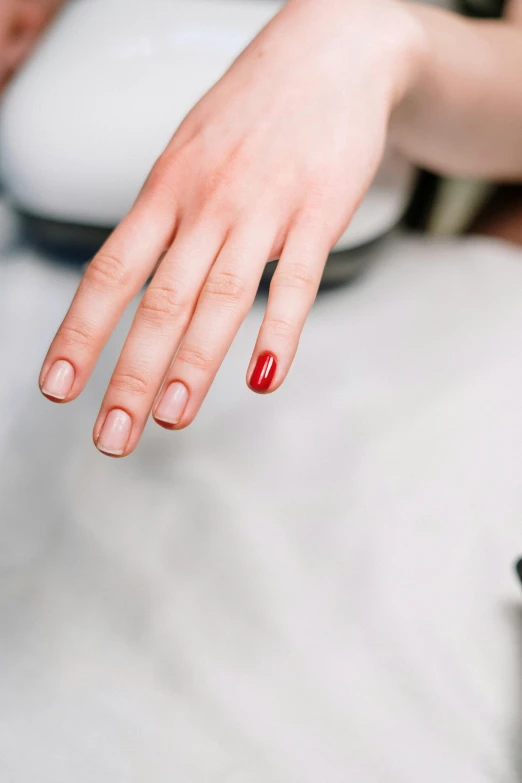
xmin=250 ymin=353 xmax=277 ymax=392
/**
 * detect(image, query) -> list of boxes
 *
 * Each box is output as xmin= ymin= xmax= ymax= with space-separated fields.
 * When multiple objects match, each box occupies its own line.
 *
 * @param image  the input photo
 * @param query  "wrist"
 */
xmin=288 ymin=0 xmax=429 ymax=112
xmin=383 ymin=2 xmax=431 ymax=112
xmin=388 ymin=3 xmax=441 ymax=153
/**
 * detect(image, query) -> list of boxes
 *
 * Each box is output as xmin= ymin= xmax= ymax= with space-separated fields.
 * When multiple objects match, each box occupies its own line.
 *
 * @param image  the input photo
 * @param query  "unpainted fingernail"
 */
xmin=154 ymin=382 xmax=189 ymax=426
xmin=96 ymin=409 xmax=132 ymax=456
xmin=41 ymin=360 xmax=75 ymax=400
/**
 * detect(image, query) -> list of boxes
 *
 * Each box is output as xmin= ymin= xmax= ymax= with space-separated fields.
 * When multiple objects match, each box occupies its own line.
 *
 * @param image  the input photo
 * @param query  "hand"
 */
xmin=40 ymin=0 xmax=425 ymax=457
xmin=0 ymin=0 xmax=63 ymax=90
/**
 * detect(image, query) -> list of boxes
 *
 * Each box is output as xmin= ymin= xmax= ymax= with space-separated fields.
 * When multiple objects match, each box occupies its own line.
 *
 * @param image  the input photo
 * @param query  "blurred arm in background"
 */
xmin=506 ymin=0 xmax=522 ymax=23
xmin=0 ymin=0 xmax=64 ymax=91
xmin=392 ymin=0 xmax=522 ymax=179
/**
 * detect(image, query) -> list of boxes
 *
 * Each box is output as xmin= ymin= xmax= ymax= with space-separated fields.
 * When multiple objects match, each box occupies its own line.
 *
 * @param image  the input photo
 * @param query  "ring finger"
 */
xmin=152 ymin=218 xmax=278 ymax=432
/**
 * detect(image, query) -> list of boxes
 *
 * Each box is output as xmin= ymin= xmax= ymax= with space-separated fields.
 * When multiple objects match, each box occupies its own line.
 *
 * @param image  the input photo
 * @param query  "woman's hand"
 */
xmin=0 ymin=0 xmax=63 ymax=90
xmin=40 ymin=0 xmax=425 ymax=457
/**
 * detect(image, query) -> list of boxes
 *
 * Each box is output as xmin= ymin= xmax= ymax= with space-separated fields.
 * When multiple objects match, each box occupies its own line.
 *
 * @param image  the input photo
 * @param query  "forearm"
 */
xmin=391 ymin=3 xmax=522 ymax=180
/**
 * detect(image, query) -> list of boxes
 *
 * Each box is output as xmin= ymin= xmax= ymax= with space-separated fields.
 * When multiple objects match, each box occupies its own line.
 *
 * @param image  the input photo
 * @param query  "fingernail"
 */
xmin=96 ymin=409 xmax=132 ymax=456
xmin=250 ymin=353 xmax=277 ymax=392
xmin=154 ymin=382 xmax=189 ymax=426
xmin=41 ymin=360 xmax=75 ymax=400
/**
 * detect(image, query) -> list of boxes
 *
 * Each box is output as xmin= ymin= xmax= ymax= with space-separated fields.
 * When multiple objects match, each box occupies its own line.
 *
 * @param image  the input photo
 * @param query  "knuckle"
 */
xmin=59 ymin=319 xmax=96 ymax=350
xmin=163 ymin=138 xmax=194 ymax=168
xmin=151 ymin=147 xmax=183 ymax=178
xmin=202 ymin=269 xmax=247 ymax=307
xmin=142 ymin=159 xmax=179 ymax=207
xmin=110 ymin=367 xmax=150 ymax=397
xmin=87 ymin=251 xmax=129 ymax=290
xmin=176 ymin=344 xmax=213 ymax=373
xmin=301 ymin=168 xmax=339 ymax=206
xmin=140 ymin=284 xmax=188 ymax=325
xmin=264 ymin=317 xmax=297 ymax=340
xmin=272 ymin=262 xmax=317 ymax=292
xmin=143 ymin=141 xmax=196 ymax=197
xmin=204 ymin=164 xmax=234 ymax=197
xmin=142 ymin=160 xmax=165 ymax=195
xmin=151 ymin=149 xmax=175 ymax=176
xmin=305 ymin=180 xmax=332 ymax=206
xmin=199 ymin=163 xmax=244 ymax=216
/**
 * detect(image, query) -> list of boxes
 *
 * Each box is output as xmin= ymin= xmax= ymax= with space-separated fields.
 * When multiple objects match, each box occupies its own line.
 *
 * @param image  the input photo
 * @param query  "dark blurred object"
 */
xmin=403 ymin=170 xmax=441 ymax=232
xmin=514 ymin=558 xmax=522 ymax=586
xmin=468 ymin=185 xmax=522 ymax=245
xmin=19 ymin=210 xmax=383 ymax=289
xmin=20 ymin=212 xmax=111 ymax=266
xmin=458 ymin=0 xmax=505 ymax=17
xmin=405 ymin=0 xmax=506 ymax=234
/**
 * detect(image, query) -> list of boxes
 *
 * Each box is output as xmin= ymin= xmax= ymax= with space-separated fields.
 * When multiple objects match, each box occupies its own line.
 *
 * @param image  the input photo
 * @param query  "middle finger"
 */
xmin=93 ymin=217 xmax=226 ymax=457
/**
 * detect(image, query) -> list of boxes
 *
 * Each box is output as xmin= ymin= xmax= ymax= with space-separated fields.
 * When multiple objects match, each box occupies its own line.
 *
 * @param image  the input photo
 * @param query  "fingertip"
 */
xmin=247 ymin=379 xmax=281 ymax=395
xmin=40 ymin=359 xmax=76 ymax=402
xmin=153 ymin=412 xmax=193 ymax=432
xmin=153 ymin=417 xmax=180 ymax=431
xmin=248 ymin=352 xmax=277 ymax=393
xmin=94 ymin=408 xmax=133 ymax=458
xmin=153 ymin=381 xmax=189 ymax=428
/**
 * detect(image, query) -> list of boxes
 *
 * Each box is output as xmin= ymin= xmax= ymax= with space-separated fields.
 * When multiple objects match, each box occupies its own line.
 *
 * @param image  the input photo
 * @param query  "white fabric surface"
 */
xmin=1 ymin=204 xmax=522 ymax=782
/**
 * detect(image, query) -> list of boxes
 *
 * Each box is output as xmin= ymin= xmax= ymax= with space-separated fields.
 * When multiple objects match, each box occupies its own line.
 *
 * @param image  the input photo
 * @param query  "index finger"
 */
xmin=39 ymin=168 xmax=178 ymax=403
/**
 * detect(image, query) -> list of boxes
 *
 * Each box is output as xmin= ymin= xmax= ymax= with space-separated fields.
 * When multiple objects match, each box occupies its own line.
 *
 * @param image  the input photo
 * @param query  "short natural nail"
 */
xmin=41 ymin=360 xmax=75 ymax=400
xmin=96 ymin=409 xmax=132 ymax=456
xmin=154 ymin=382 xmax=189 ymax=426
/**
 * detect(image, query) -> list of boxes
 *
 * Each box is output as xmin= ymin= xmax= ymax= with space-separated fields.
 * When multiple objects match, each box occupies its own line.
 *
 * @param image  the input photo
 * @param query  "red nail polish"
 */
xmin=250 ymin=353 xmax=277 ymax=392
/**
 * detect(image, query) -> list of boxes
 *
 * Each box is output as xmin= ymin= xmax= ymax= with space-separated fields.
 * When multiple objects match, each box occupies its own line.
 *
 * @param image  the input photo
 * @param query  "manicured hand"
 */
xmin=40 ymin=0 xmax=424 ymax=457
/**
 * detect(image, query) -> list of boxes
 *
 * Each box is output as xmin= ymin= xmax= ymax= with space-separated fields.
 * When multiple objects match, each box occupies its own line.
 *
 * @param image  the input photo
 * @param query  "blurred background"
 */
xmin=1 ymin=1 xmax=522 ymax=781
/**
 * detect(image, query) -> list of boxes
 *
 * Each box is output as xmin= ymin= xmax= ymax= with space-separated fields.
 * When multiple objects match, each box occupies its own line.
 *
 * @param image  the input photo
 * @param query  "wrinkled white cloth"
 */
xmin=1 ymin=206 xmax=522 ymax=782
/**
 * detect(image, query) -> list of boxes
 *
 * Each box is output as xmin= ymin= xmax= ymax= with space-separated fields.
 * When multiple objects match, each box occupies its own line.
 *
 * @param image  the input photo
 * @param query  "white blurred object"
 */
xmin=2 ymin=195 xmax=522 ymax=781
xmin=0 ymin=0 xmax=414 ymax=252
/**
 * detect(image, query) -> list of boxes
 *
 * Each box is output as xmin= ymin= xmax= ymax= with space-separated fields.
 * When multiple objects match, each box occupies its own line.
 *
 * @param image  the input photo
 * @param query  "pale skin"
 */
xmin=6 ymin=0 xmax=522 ymax=456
